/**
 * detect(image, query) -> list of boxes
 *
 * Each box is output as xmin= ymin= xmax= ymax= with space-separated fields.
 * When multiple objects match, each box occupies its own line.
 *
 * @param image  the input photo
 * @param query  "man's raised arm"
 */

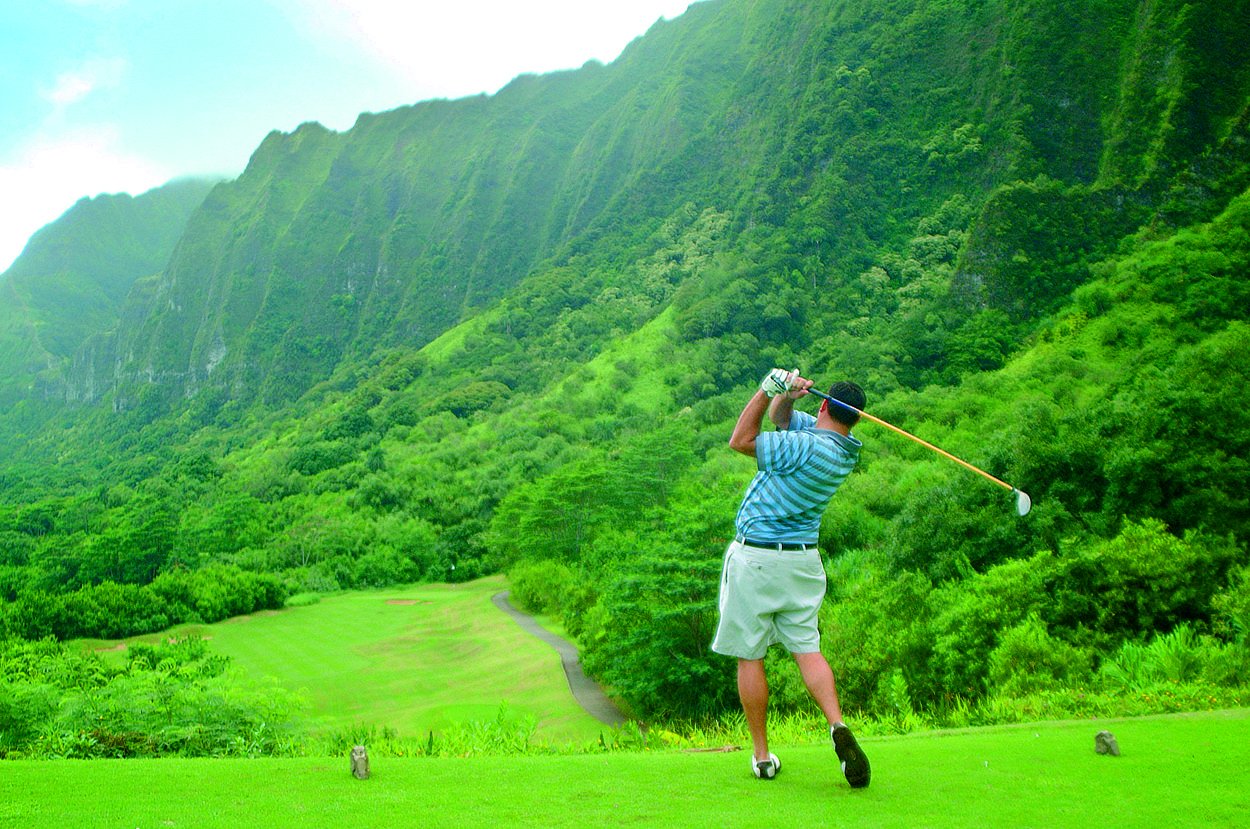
xmin=768 ymin=371 xmax=813 ymax=429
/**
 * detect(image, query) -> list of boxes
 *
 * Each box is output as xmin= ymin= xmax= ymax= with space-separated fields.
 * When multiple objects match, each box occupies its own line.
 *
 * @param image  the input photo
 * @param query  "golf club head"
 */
xmin=1013 ymin=489 xmax=1032 ymax=516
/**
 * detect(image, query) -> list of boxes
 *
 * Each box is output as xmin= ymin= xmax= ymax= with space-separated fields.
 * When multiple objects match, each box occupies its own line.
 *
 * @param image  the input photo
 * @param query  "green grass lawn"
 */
xmin=86 ymin=575 xmax=605 ymax=745
xmin=2 ymin=709 xmax=1247 ymax=828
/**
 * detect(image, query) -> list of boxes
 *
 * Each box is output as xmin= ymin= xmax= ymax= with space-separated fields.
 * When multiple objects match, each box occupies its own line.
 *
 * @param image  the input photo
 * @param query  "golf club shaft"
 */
xmin=807 ymin=389 xmax=1016 ymax=493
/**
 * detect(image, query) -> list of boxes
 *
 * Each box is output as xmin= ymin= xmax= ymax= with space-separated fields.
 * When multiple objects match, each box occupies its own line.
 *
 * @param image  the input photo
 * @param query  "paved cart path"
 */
xmin=492 ymin=591 xmax=628 ymax=726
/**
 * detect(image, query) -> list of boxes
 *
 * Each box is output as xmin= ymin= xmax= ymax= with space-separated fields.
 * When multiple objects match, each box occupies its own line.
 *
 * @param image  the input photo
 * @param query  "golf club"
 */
xmin=807 ymin=388 xmax=1032 ymax=516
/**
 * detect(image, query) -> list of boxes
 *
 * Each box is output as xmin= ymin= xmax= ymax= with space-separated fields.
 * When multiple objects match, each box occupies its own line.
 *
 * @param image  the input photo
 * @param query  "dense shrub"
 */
xmin=441 ymin=382 xmax=510 ymax=418
xmin=1097 ymin=624 xmax=1248 ymax=691
xmin=508 ymin=559 xmax=578 ymax=616
xmin=820 ymin=552 xmax=935 ymax=714
xmin=0 ymin=637 xmax=304 ymax=759
xmin=504 ymin=555 xmax=599 ymax=638
xmin=1211 ymin=566 xmax=1250 ymax=646
xmin=1055 ymin=519 xmax=1241 ymax=645
xmin=918 ymin=519 xmax=1244 ymax=703
xmin=987 ymin=615 xmax=1093 ymax=696
xmin=581 ymin=543 xmax=730 ymax=719
xmin=1 ymin=566 xmax=287 ymax=641
xmin=928 ymin=553 xmax=1059 ymax=699
xmin=62 ymin=582 xmax=173 ymax=639
xmin=352 ymin=547 xmax=420 ymax=588
xmin=884 ymin=483 xmax=1035 ymax=580
xmin=288 ymin=441 xmax=356 ymax=475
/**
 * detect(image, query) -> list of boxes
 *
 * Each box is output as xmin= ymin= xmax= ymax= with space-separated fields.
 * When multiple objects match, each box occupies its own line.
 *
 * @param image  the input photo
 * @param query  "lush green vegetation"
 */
xmin=1 ymin=0 xmax=1248 ymax=746
xmin=0 ymin=579 xmax=609 ymax=760
xmin=3 ymin=579 xmax=1241 ymax=761
xmin=0 ymin=635 xmax=301 ymax=759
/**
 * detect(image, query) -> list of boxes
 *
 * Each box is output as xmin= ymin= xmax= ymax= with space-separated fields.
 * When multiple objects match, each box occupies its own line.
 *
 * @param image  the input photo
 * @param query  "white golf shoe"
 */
xmin=752 ymin=752 xmax=781 ymax=780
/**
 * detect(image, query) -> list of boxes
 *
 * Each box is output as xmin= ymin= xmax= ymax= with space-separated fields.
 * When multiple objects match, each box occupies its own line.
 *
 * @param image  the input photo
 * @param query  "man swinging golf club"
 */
xmin=712 ymin=368 xmax=871 ymax=787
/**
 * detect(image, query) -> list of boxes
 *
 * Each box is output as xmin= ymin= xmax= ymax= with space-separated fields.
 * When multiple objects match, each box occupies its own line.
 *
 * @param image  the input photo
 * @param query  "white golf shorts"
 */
xmin=711 ymin=539 xmax=827 ymax=660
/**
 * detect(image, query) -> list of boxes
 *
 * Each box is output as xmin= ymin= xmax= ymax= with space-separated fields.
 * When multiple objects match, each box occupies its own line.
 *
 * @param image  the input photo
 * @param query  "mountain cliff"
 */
xmin=29 ymin=0 xmax=1241 ymax=411
xmin=0 ymin=178 xmax=216 ymax=404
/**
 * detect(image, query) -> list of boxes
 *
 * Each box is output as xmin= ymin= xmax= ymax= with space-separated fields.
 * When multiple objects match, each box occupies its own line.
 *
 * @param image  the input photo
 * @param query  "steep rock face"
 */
xmin=27 ymin=0 xmax=1250 ymax=410
xmin=67 ymin=2 xmax=980 ymax=404
xmin=0 ymin=178 xmax=216 ymax=403
xmin=98 ymin=0 xmax=781 ymax=406
xmin=90 ymin=56 xmax=730 ymax=403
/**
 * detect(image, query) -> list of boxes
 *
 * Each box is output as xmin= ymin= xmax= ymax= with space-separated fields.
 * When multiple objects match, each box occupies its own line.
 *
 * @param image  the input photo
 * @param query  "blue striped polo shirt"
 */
xmin=734 ymin=411 xmax=861 ymax=544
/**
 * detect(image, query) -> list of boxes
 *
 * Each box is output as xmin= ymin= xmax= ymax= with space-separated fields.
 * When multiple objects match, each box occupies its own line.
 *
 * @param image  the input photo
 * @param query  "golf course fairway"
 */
xmin=85 ymin=576 xmax=608 ymax=745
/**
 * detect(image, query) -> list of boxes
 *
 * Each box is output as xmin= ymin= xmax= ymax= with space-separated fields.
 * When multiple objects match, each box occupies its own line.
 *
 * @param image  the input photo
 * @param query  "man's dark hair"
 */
xmin=826 ymin=381 xmax=866 ymax=427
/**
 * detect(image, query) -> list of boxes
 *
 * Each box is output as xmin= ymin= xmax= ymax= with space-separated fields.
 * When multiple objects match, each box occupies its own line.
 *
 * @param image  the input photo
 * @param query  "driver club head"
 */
xmin=1014 ymin=489 xmax=1032 ymax=516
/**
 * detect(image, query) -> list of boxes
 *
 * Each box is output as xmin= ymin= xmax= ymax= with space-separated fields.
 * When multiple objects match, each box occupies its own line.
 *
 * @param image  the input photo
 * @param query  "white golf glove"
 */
xmin=761 ymin=368 xmax=799 ymax=398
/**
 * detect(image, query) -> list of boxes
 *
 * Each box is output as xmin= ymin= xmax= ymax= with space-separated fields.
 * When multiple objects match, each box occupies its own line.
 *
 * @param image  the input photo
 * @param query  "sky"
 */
xmin=0 ymin=0 xmax=696 ymax=274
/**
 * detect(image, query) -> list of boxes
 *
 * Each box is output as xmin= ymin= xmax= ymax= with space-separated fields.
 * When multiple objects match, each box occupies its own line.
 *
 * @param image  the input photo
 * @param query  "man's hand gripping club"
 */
xmin=731 ymin=368 xmax=814 ymax=457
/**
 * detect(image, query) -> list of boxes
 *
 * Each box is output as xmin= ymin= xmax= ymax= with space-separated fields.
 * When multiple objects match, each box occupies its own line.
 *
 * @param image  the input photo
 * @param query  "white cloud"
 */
xmin=0 ymin=129 xmax=170 ymax=274
xmin=43 ymin=57 xmax=131 ymax=107
xmin=299 ymin=0 xmax=692 ymax=98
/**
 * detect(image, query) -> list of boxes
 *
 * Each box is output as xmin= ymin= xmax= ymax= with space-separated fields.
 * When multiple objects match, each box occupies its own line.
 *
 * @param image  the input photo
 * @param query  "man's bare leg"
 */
xmin=737 ymin=658 xmax=770 ymax=761
xmin=794 ymin=650 xmax=871 ymax=787
xmin=792 ymin=650 xmax=843 ymax=727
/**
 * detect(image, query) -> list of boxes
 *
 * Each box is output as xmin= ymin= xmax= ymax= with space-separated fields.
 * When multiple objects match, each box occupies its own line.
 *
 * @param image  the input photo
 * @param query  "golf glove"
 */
xmin=761 ymin=368 xmax=799 ymax=398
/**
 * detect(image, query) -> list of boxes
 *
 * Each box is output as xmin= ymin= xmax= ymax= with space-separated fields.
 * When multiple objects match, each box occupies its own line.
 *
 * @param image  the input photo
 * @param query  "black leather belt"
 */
xmin=736 ymin=535 xmax=817 ymax=551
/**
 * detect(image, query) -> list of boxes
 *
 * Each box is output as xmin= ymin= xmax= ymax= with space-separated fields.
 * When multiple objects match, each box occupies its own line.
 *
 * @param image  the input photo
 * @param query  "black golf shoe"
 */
xmin=831 ymin=724 xmax=870 ymax=788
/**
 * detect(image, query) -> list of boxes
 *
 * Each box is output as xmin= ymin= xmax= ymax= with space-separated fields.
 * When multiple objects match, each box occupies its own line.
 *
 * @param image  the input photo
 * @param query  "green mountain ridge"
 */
xmin=50 ymin=0 xmax=1230 ymax=408
xmin=0 ymin=178 xmax=218 ymax=404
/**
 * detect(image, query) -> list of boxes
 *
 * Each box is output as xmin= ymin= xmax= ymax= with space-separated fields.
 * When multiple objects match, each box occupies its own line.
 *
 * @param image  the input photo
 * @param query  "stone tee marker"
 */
xmin=1095 ymin=730 xmax=1120 ymax=757
xmin=351 ymin=745 xmax=370 ymax=779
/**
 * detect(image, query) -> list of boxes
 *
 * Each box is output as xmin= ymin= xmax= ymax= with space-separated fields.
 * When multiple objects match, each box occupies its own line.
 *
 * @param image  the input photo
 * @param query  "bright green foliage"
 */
xmin=507 ymin=559 xmax=578 ymax=616
xmin=1212 ymin=566 xmax=1250 ymax=646
xmin=987 ymin=615 xmax=1093 ymax=696
xmin=0 ymin=566 xmax=286 ymax=640
xmin=1099 ymin=622 xmax=1250 ymax=691
xmin=928 ymin=553 xmax=1061 ymax=699
xmin=835 ymin=518 xmax=1243 ymax=710
xmin=821 ymin=554 xmax=934 ymax=716
xmin=1100 ymin=326 xmax=1250 ymax=539
xmin=958 ymin=177 xmax=1147 ymax=322
xmin=0 ymin=636 xmax=303 ymax=758
xmin=0 ymin=0 xmax=1249 ymax=728
xmin=491 ymin=456 xmax=617 ymax=564
xmin=581 ymin=543 xmax=730 ymax=719
xmin=1060 ymin=520 xmax=1241 ymax=641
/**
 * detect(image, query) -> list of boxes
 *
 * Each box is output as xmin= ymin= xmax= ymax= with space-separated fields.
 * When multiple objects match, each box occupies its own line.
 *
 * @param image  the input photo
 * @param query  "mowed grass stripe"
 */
xmin=101 ymin=576 xmax=604 ymax=744
xmin=4 ymin=710 xmax=1247 ymax=829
